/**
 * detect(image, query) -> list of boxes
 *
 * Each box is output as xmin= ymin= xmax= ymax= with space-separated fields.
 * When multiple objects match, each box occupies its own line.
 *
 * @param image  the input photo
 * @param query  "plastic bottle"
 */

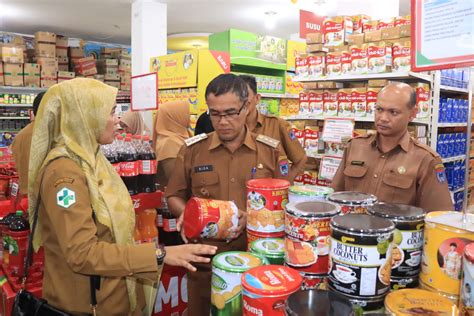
xmin=138 ymin=209 xmax=159 ymax=247
xmin=133 ymin=135 xmax=143 ymax=153
xmin=0 ymin=212 xmax=17 ymax=264
xmin=138 ymin=135 xmax=157 ymax=193
xmin=120 ymin=137 xmax=139 ymax=195
xmin=7 ymin=211 xmax=30 ymax=276
xmin=134 ymin=214 xmax=142 ymax=244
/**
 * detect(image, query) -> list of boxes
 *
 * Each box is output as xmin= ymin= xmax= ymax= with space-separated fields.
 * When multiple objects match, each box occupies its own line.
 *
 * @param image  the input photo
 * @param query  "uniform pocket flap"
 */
xmin=343 ymin=165 xmax=368 ymax=178
xmin=191 ymin=171 xmax=219 ymax=187
xmin=382 ymin=173 xmax=414 ymax=189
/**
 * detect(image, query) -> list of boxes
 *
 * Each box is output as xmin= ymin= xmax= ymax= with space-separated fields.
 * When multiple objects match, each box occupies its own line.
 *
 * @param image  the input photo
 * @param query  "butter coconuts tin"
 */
xmin=211 ymin=251 xmax=267 ymax=316
xmin=367 ymin=203 xmax=425 ymax=290
xmin=329 ymin=214 xmax=395 ymax=311
xmin=241 ymin=265 xmax=302 ymax=316
xmin=328 ymin=191 xmax=377 ymax=214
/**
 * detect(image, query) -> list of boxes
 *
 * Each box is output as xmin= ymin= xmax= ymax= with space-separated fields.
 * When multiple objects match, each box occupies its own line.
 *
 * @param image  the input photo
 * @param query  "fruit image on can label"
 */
xmin=211 ymin=252 xmax=267 ymax=316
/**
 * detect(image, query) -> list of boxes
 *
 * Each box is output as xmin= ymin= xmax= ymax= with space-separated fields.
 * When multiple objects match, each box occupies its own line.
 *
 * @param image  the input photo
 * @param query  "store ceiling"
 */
xmin=0 ymin=0 xmax=410 ymax=47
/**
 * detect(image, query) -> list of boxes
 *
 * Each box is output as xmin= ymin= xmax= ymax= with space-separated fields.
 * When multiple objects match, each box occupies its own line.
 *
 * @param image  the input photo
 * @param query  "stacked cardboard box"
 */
xmin=69 ymin=47 xmax=84 ymax=70
xmin=73 ymin=56 xmax=97 ymax=77
xmin=98 ymin=47 xmax=131 ymax=90
xmin=23 ymin=63 xmax=40 ymax=87
xmin=57 ymin=71 xmax=75 ymax=83
xmin=1 ymin=43 xmax=25 ymax=87
xmin=35 ymin=32 xmax=58 ymax=88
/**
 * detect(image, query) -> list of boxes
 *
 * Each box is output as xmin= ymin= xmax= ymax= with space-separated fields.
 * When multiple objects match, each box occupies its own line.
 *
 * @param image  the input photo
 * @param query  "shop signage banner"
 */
xmin=150 ymin=49 xmax=198 ymax=89
xmin=319 ymin=156 xmax=342 ymax=180
xmin=299 ymin=10 xmax=325 ymax=39
xmin=411 ymin=0 xmax=474 ymax=71
xmin=131 ymin=72 xmax=158 ymax=111
xmin=153 ymin=265 xmax=188 ymax=316
xmin=321 ymin=118 xmax=354 ymax=143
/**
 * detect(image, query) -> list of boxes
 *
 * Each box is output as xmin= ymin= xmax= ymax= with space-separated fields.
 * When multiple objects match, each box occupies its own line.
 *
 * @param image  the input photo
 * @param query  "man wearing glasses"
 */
xmin=165 ymin=73 xmax=289 ymax=315
xmin=331 ymin=82 xmax=453 ymax=211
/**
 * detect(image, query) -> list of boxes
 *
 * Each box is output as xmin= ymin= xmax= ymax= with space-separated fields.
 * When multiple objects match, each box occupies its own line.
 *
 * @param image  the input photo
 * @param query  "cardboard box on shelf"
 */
xmin=74 ymin=56 xmax=97 ymax=76
xmin=0 ymin=45 xmax=24 ymax=64
xmin=94 ymin=74 xmax=105 ymax=82
xmin=35 ymin=31 xmax=56 ymax=43
xmin=318 ymin=81 xmax=343 ymax=89
xmin=326 ymin=52 xmax=342 ymax=77
xmin=350 ymin=44 xmax=368 ymax=74
xmin=395 ymin=15 xmax=411 ymax=27
xmin=392 ymin=39 xmax=411 ymax=73
xmin=34 ymin=57 xmax=59 ymax=72
xmin=378 ymin=18 xmax=395 ymax=30
xmin=328 ymin=45 xmax=349 ymax=53
xmin=57 ymin=71 xmax=75 ymax=83
xmin=366 ymin=87 xmax=381 ymax=117
xmin=304 ymin=125 xmax=320 ymax=157
xmin=23 ymin=63 xmax=40 ymax=87
xmin=97 ymin=58 xmax=119 ymax=67
xmin=346 ymin=82 xmax=367 ymax=88
xmin=303 ymin=82 xmax=318 ymax=90
xmin=104 ymin=73 xmax=121 ymax=81
xmin=367 ymin=42 xmax=390 ymax=73
xmin=101 ymin=47 xmax=122 ymax=58
xmin=306 ymin=32 xmax=324 ymax=44
xmin=307 ymin=44 xmax=328 ymax=53
xmin=410 ymin=82 xmax=430 ymax=119
xmin=364 ymin=30 xmax=382 ymax=42
xmin=363 ymin=20 xmax=378 ymax=32
xmin=352 ymin=14 xmax=370 ymax=34
xmin=35 ymin=42 xmax=56 ymax=58
xmin=337 ymin=88 xmax=352 ymax=117
xmin=0 ymin=63 xmax=4 ymax=86
xmin=299 ymin=92 xmax=310 ymax=115
xmin=347 ymin=34 xmax=365 ymax=46
xmin=368 ymin=79 xmax=389 ymax=87
xmin=40 ymin=65 xmax=58 ymax=88
xmin=119 ymin=49 xmax=131 ymax=60
xmin=351 ymin=88 xmax=367 ymax=117
xmin=323 ymin=16 xmax=353 ymax=46
xmin=308 ymin=91 xmax=324 ymax=117
xmin=323 ymin=89 xmax=338 ymax=117
xmin=3 ymin=63 xmax=24 ymax=87
xmin=58 ymin=57 xmax=69 ymax=71
xmin=56 ymin=35 xmax=68 ymax=58
xmin=69 ymin=47 xmax=84 ymax=58
xmin=105 ymin=80 xmax=120 ymax=89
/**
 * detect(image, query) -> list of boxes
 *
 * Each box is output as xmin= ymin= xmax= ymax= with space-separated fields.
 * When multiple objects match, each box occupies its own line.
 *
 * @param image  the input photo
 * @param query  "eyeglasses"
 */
xmin=209 ymin=102 xmax=247 ymax=122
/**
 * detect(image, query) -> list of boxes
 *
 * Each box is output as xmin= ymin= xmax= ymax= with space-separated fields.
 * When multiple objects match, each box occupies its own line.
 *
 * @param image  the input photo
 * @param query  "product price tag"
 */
xmin=321 ymin=118 xmax=354 ymax=143
xmin=131 ymin=72 xmax=158 ymax=111
xmin=319 ymin=156 xmax=342 ymax=180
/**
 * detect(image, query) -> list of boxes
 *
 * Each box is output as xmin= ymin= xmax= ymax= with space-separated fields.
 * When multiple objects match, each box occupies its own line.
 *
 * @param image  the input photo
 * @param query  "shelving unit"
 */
xmin=294 ymin=72 xmax=432 ymax=83
xmin=0 ymin=104 xmax=33 ymax=108
xmin=282 ymin=115 xmax=430 ymax=125
xmin=442 ymin=155 xmax=467 ymax=163
xmin=0 ymin=86 xmax=46 ymax=94
xmin=260 ymin=93 xmax=299 ymax=99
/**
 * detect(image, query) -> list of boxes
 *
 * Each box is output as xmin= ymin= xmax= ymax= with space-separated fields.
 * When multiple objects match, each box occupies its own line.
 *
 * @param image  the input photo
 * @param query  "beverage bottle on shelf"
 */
xmin=120 ymin=137 xmax=139 ymax=195
xmin=133 ymin=135 xmax=143 ymax=153
xmin=7 ymin=211 xmax=30 ymax=276
xmin=138 ymin=209 xmax=159 ymax=247
xmin=134 ymin=214 xmax=142 ymax=244
xmin=138 ymin=136 xmax=157 ymax=193
xmin=0 ymin=212 xmax=17 ymax=264
xmin=159 ymin=197 xmax=182 ymax=246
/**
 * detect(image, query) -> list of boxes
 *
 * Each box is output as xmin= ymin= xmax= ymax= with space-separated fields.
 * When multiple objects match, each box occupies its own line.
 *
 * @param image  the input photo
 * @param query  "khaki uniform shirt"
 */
xmin=40 ymin=157 xmax=161 ymax=315
xmin=253 ymin=112 xmax=306 ymax=164
xmin=11 ymin=122 xmax=34 ymax=194
xmin=331 ymin=132 xmax=454 ymax=212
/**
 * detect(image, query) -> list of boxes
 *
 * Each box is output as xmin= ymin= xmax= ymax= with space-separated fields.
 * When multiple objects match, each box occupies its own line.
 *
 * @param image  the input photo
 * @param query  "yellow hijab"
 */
xmin=121 ymin=110 xmax=149 ymax=135
xmin=28 ymin=78 xmax=138 ymax=311
xmin=153 ymin=101 xmax=191 ymax=161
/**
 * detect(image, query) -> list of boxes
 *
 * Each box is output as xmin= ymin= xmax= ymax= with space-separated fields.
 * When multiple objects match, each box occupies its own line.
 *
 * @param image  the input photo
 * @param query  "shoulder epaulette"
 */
xmin=256 ymin=134 xmax=280 ymax=149
xmin=184 ymin=133 xmax=208 ymax=147
xmin=413 ymin=139 xmax=440 ymax=158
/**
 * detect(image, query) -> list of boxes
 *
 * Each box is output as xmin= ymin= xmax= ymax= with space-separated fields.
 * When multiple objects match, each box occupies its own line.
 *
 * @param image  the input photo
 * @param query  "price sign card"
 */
xmin=131 ymin=72 xmax=158 ymax=111
xmin=319 ymin=156 xmax=342 ymax=181
xmin=321 ymin=118 xmax=354 ymax=143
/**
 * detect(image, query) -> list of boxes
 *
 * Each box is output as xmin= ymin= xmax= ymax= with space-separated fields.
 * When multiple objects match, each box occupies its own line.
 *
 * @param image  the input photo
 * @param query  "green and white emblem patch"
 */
xmin=56 ymin=188 xmax=76 ymax=208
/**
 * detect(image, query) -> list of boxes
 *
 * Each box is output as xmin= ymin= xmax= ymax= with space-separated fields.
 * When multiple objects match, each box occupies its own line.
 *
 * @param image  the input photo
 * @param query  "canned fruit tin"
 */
xmin=420 ymin=212 xmax=474 ymax=298
xmin=211 ymin=251 xmax=267 ymax=316
xmin=288 ymin=185 xmax=334 ymax=203
xmin=385 ymin=289 xmax=458 ymax=315
xmin=250 ymin=238 xmax=285 ymax=265
xmin=183 ymin=198 xmax=238 ymax=240
xmin=285 ymin=289 xmax=354 ymax=316
xmin=460 ymin=242 xmax=474 ymax=315
xmin=241 ymin=265 xmax=302 ymax=316
xmin=329 ymin=214 xmax=395 ymax=299
xmin=367 ymin=203 xmax=425 ymax=290
xmin=285 ymin=201 xmax=340 ymax=275
xmin=328 ymin=191 xmax=377 ymax=214
xmin=247 ymin=230 xmax=284 ymax=250
xmin=247 ymin=178 xmax=290 ymax=233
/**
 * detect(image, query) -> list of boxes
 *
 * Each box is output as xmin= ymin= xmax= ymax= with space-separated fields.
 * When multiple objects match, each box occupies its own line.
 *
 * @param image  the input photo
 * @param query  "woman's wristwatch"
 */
xmin=156 ymin=244 xmax=166 ymax=265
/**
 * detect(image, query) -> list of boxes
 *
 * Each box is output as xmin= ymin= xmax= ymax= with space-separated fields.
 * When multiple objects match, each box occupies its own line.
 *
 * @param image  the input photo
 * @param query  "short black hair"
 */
xmin=239 ymin=74 xmax=257 ymax=95
xmin=408 ymin=89 xmax=416 ymax=109
xmin=33 ymin=91 xmax=46 ymax=116
xmin=450 ymin=242 xmax=457 ymax=248
xmin=205 ymin=73 xmax=248 ymax=103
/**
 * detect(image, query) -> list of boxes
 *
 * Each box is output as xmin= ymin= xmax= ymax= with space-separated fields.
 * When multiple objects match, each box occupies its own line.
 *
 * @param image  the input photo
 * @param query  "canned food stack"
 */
xmin=249 ymin=238 xmax=285 ymax=265
xmin=287 ymin=185 xmax=334 ymax=204
xmin=210 ymin=251 xmax=267 ymax=316
xmin=328 ymin=191 xmax=377 ymax=214
xmin=246 ymin=178 xmax=290 ymax=248
xmin=284 ymin=201 xmax=340 ymax=290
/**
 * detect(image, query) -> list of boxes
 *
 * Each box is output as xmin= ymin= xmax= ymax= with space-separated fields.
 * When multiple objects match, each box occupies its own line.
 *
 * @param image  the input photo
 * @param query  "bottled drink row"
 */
xmin=438 ymin=97 xmax=469 ymax=123
xmin=440 ymin=68 xmax=470 ymax=89
xmin=436 ymin=132 xmax=467 ymax=158
xmin=101 ymin=134 xmax=157 ymax=195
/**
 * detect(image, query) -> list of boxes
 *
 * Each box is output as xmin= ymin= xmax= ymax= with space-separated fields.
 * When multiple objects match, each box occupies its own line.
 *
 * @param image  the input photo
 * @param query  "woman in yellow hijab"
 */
xmin=153 ymin=101 xmax=192 ymax=189
xmin=28 ymin=79 xmax=216 ymax=315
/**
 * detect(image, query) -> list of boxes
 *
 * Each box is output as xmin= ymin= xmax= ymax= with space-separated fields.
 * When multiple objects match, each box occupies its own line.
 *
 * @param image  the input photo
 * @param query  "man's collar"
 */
xmin=208 ymin=126 xmax=257 ymax=151
xmin=371 ymin=131 xmax=411 ymax=152
xmin=256 ymin=111 xmax=264 ymax=128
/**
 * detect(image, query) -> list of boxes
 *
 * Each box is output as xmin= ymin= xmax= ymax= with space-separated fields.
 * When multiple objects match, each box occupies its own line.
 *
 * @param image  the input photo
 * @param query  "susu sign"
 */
xmin=299 ymin=10 xmax=325 ymax=38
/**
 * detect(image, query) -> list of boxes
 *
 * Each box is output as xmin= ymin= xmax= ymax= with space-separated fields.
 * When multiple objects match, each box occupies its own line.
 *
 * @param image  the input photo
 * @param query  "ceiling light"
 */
xmin=264 ymin=11 xmax=277 ymax=30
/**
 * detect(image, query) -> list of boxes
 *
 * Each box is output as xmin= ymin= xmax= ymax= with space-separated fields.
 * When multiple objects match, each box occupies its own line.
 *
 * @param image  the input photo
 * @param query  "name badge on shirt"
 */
xmin=194 ymin=165 xmax=213 ymax=173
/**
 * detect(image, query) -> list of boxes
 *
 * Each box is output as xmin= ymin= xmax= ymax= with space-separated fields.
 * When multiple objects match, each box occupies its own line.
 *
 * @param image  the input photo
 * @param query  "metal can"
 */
xmin=288 ymin=185 xmax=334 ymax=204
xmin=299 ymin=272 xmax=327 ymax=290
xmin=367 ymin=203 xmax=425 ymax=290
xmin=329 ymin=214 xmax=395 ymax=312
xmin=241 ymin=265 xmax=302 ymax=316
xmin=211 ymin=251 xmax=267 ymax=316
xmin=285 ymin=201 xmax=341 ymax=275
xmin=420 ymin=211 xmax=474 ymax=302
xmin=328 ymin=191 xmax=377 ymax=214
xmin=385 ymin=289 xmax=458 ymax=315
xmin=183 ymin=197 xmax=238 ymax=240
xmin=250 ymin=238 xmax=285 ymax=265
xmin=246 ymin=178 xmax=290 ymax=234
xmin=285 ymin=289 xmax=354 ymax=316
xmin=247 ymin=230 xmax=285 ymax=250
xmin=460 ymin=242 xmax=474 ymax=315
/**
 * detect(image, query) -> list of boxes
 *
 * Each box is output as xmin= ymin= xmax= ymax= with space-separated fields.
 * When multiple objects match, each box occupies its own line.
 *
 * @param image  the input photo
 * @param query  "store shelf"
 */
xmin=293 ymin=72 xmax=432 ymax=83
xmin=0 ymin=103 xmax=33 ymax=108
xmin=440 ymin=85 xmax=470 ymax=94
xmin=438 ymin=122 xmax=468 ymax=127
xmin=0 ymin=116 xmax=30 ymax=120
xmin=282 ymin=115 xmax=430 ymax=125
xmin=442 ymin=155 xmax=466 ymax=163
xmin=260 ymin=93 xmax=299 ymax=99
xmin=0 ymin=86 xmax=46 ymax=94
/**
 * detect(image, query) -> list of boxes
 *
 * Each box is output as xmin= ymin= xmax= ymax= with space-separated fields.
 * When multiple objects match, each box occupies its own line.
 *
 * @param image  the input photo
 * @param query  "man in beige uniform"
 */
xmin=331 ymin=82 xmax=453 ymax=211
xmin=166 ymin=74 xmax=289 ymax=315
